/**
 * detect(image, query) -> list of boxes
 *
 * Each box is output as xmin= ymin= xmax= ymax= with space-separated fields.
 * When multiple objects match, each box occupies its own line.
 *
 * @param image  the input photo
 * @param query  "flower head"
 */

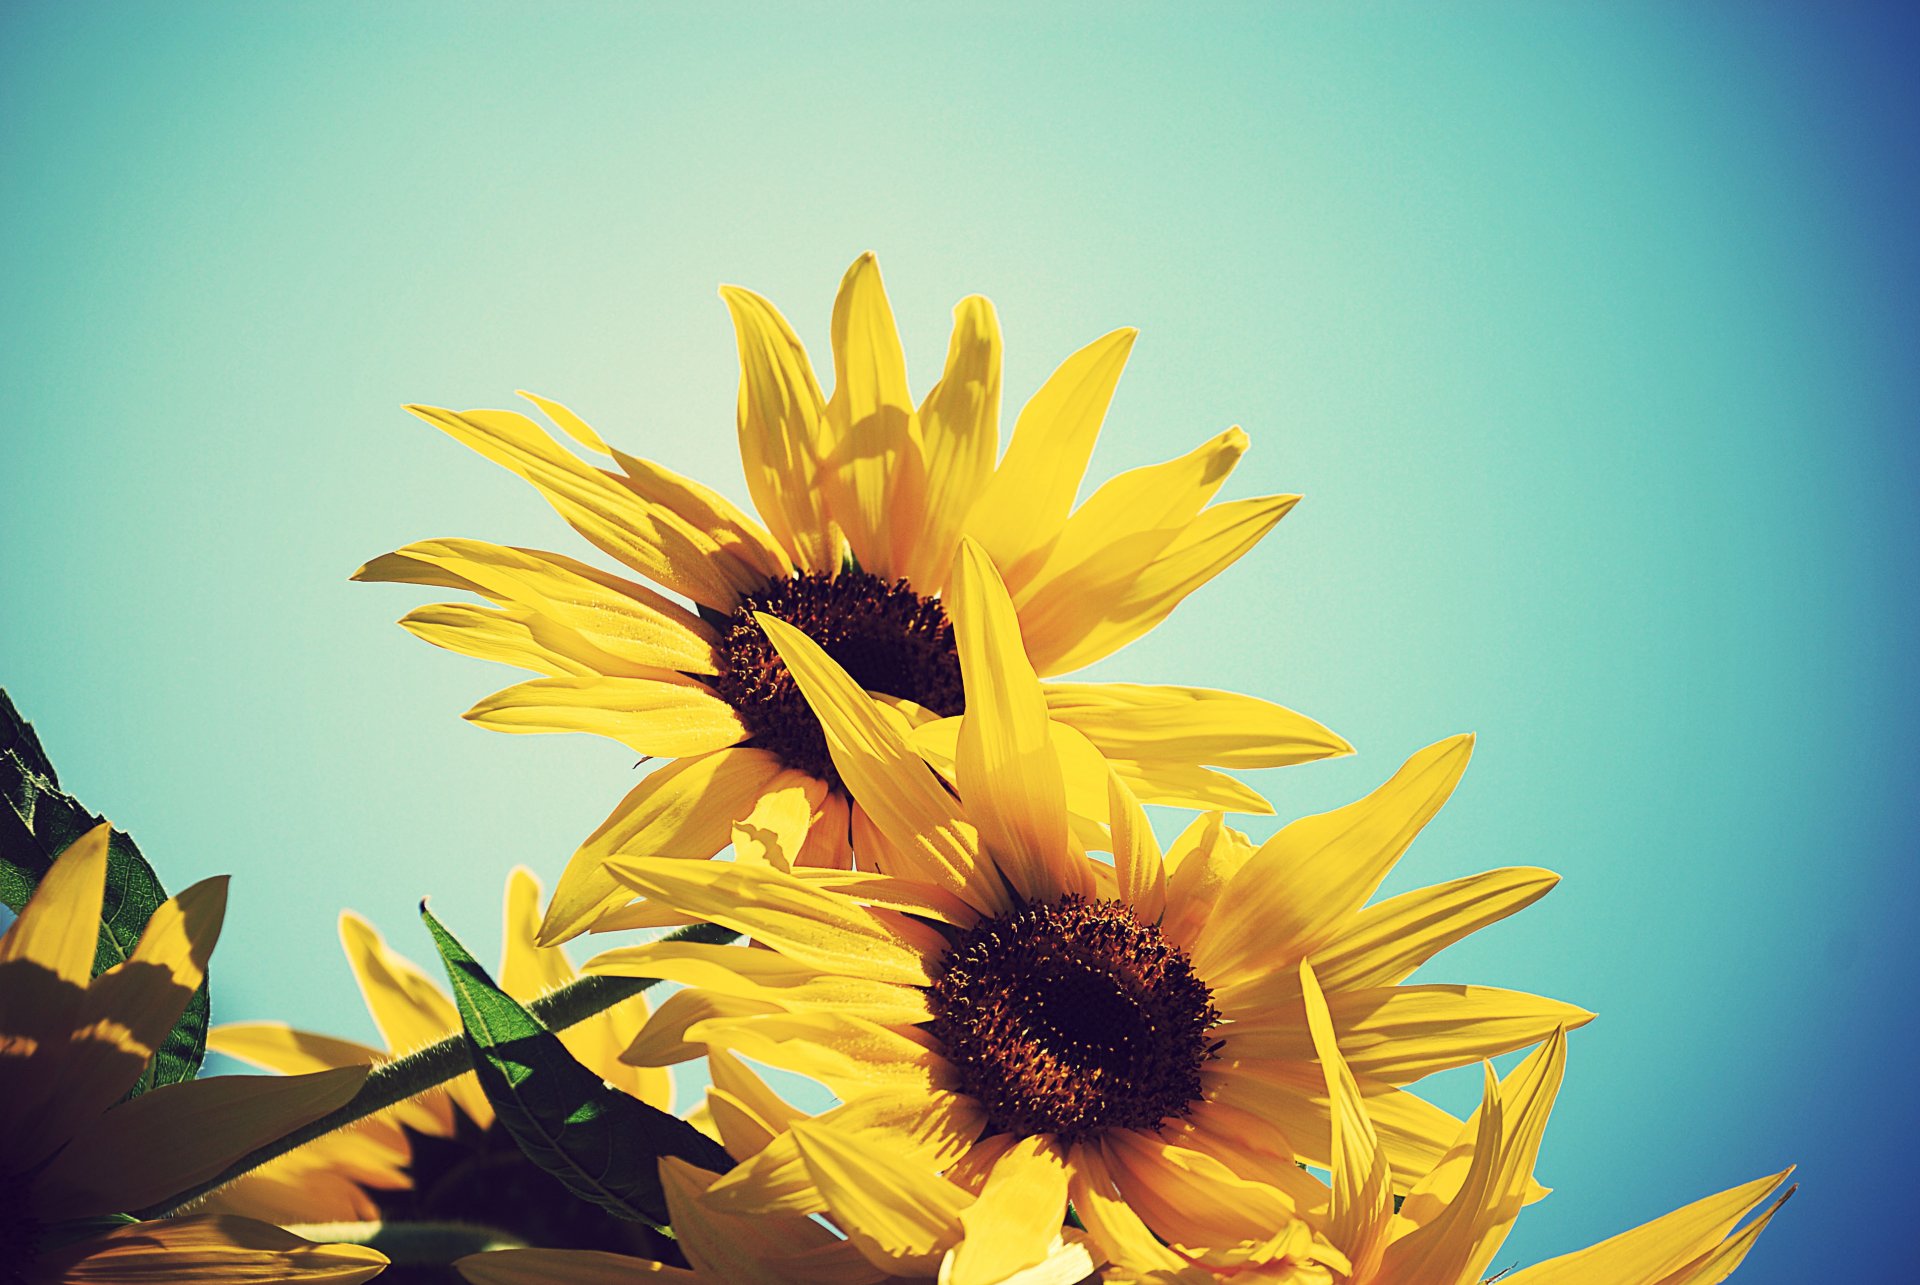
xmin=582 ymin=542 xmax=1587 ymax=1263
xmin=356 ymin=254 xmax=1348 ymax=946
xmin=0 ymin=825 xmax=385 ymax=1283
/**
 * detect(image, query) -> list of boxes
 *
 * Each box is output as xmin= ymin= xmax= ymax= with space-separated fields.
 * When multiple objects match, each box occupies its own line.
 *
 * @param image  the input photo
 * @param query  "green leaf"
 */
xmin=421 ymin=903 xmax=734 ymax=1225
xmin=0 ymin=689 xmax=209 ymax=1094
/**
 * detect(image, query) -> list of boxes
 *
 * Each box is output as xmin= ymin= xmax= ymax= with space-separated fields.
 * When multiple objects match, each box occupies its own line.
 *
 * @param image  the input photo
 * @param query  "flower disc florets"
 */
xmin=929 ymin=894 xmax=1221 ymax=1144
xmin=711 ymin=571 xmax=964 ymax=787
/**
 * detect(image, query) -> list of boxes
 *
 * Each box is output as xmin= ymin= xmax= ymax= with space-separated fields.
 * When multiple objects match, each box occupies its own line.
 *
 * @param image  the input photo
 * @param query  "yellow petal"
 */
xmin=950 ymin=538 xmax=1071 ymax=903
xmin=731 ymin=777 xmax=828 ymax=873
xmin=35 ymin=1214 xmax=387 ymax=1284
xmin=1304 ymin=867 xmax=1561 ymax=994
xmin=459 ymin=1247 xmax=698 ymax=1283
xmin=657 ymin=1155 xmax=864 ymax=1283
xmin=206 ymin=1025 xmax=385 ymax=1076
xmin=399 ymin=602 xmax=597 ymax=678
xmin=53 ymin=875 xmax=229 ymax=1146
xmin=1225 ymin=983 xmax=1593 ymax=1085
xmin=1107 ymin=769 xmax=1167 ymax=922
xmin=683 ymin=1011 xmax=950 ymax=1100
xmin=601 ymin=856 xmax=940 ymax=987
xmin=1157 ymin=813 xmax=1253 ymax=949
xmin=704 ymin=1088 xmax=984 ymax=1216
xmin=757 ymin=613 xmax=1006 ymax=915
xmin=538 ymin=748 xmax=789 ymax=945
xmin=620 ymin=988 xmax=784 ymax=1068
xmin=36 ymin=1065 xmax=367 ymax=1220
xmin=1301 ymin=961 xmax=1392 ymax=1280
xmin=586 ymin=938 xmax=932 ymax=1025
xmin=1113 ymin=756 xmax=1274 ymax=817
xmin=515 ymin=389 xmax=613 ymax=455
xmin=719 ymin=284 xmax=841 ymax=574
xmin=964 ymin=327 xmax=1136 ymax=576
xmin=1502 ymin=1169 xmax=1794 ymax=1285
xmin=1190 ymin=735 xmax=1474 ymax=985
xmin=366 ymin=538 xmax=721 ymax=675
xmin=0 ymin=821 xmax=109 ymax=986
xmin=337 ymin=912 xmax=488 ymax=1126
xmin=404 ymin=404 xmax=762 ymax=611
xmin=608 ymin=446 xmax=794 ymax=584
xmin=823 ymin=253 xmax=922 ymax=580
xmin=499 ymin=867 xmax=575 ymax=1004
xmin=706 ymin=1047 xmax=804 ymax=1160
xmin=1066 ymin=1141 xmax=1188 ymax=1273
xmin=947 ymin=1136 xmax=1071 ymax=1285
xmin=1031 ymin=494 xmax=1297 ymax=677
xmin=463 ymin=673 xmax=747 ymax=757
xmin=1045 ymin=681 xmax=1351 ymax=770
xmin=793 ymin=1116 xmax=972 ymax=1271
xmin=902 ymin=294 xmax=1001 ymax=592
xmin=1097 ymin=1129 xmax=1308 ymax=1249
xmin=787 ymin=868 xmax=980 ymax=927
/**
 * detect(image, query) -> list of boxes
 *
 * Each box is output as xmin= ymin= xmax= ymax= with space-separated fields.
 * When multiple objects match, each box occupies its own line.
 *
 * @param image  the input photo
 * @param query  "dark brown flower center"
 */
xmin=709 ymin=571 xmax=964 ymax=788
xmin=928 ymin=895 xmax=1220 ymax=1144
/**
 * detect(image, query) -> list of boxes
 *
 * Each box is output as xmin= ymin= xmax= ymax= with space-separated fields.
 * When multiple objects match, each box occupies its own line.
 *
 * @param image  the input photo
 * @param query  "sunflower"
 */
xmin=1097 ymin=965 xmax=1793 ymax=1283
xmin=201 ymin=867 xmax=670 ymax=1229
xmin=355 ymin=252 xmax=1349 ymax=946
xmin=0 ymin=824 xmax=387 ymax=1283
xmin=453 ymin=1051 xmax=1096 ymax=1285
xmin=578 ymin=541 xmax=1588 ymax=1262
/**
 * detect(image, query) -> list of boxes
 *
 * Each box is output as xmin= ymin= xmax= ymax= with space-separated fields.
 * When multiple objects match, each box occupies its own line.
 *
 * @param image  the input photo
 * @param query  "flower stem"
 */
xmin=141 ymin=920 xmax=738 ymax=1219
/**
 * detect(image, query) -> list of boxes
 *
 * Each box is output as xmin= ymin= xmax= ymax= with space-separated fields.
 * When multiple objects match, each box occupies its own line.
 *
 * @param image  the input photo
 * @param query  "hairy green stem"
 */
xmin=141 ymin=920 xmax=738 ymax=1218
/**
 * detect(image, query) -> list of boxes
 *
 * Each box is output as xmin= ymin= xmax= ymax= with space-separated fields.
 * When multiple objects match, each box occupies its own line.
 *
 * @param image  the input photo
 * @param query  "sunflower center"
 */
xmin=928 ymin=894 xmax=1220 ymax=1144
xmin=710 ymin=571 xmax=964 ymax=788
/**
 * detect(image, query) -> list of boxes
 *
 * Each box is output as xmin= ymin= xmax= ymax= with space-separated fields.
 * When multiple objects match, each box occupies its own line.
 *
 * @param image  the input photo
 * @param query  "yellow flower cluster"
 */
xmin=0 ymin=256 xmax=1790 ymax=1283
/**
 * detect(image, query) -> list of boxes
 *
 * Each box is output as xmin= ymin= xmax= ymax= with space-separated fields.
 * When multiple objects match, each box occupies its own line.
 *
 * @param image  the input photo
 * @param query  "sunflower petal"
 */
xmin=964 ymin=328 xmax=1136 ymax=575
xmin=719 ymin=284 xmax=841 ymax=573
xmin=757 ymin=613 xmax=1006 ymax=915
xmin=823 ymin=253 xmax=922 ymax=580
xmin=1066 ymin=1141 xmax=1187 ymax=1273
xmin=793 ymin=1116 xmax=972 ymax=1270
xmin=683 ymin=1011 xmax=950 ymax=1100
xmin=464 ymin=673 xmax=747 ymax=757
xmin=34 ymin=1215 xmax=388 ymax=1284
xmin=1045 ymin=681 xmax=1350 ymax=770
xmin=459 ymin=1247 xmax=696 ymax=1284
xmin=1191 ymin=735 xmax=1474 ymax=983
xmin=608 ymin=447 xmax=793 ymax=584
xmin=1504 ymin=1170 xmax=1795 ymax=1285
xmin=602 ymin=856 xmax=940 ymax=986
xmin=951 ymin=538 xmax=1071 ymax=902
xmin=36 ymin=1065 xmax=367 ymax=1220
xmin=1107 ymin=769 xmax=1167 ymax=921
xmin=621 ymin=988 xmax=784 ymax=1068
xmin=586 ymin=938 xmax=932 ymax=1025
xmin=1031 ymin=494 xmax=1297 ymax=677
xmin=1306 ymin=867 xmax=1562 ymax=992
xmin=1302 ymin=961 xmax=1392 ymax=1279
xmin=400 ymin=602 xmax=598 ymax=678
xmin=0 ymin=822 xmax=109 ymax=986
xmin=539 ymin=748 xmax=790 ymax=945
xmin=904 ymin=295 xmax=1002 ymax=592
xmin=947 ymin=1136 xmax=1070 ymax=1285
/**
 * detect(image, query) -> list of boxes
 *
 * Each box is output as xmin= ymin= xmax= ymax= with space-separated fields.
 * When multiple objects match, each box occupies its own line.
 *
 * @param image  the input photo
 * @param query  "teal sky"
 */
xmin=4 ymin=3 xmax=1912 ymax=1276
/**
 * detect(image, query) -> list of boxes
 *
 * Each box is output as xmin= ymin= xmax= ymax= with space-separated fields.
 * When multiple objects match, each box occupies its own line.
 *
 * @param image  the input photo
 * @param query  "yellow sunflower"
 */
xmin=355 ymin=252 xmax=1349 ymax=946
xmin=1096 ymin=966 xmax=1792 ymax=1283
xmin=201 ymin=866 xmax=669 ymax=1225
xmin=580 ymin=540 xmax=1588 ymax=1263
xmin=454 ymin=1051 xmax=1096 ymax=1285
xmin=0 ymin=824 xmax=386 ymax=1283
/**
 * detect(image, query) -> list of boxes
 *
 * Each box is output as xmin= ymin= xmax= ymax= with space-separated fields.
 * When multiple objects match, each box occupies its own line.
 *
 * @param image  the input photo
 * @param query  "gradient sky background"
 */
xmin=3 ymin=2 xmax=1913 ymax=1277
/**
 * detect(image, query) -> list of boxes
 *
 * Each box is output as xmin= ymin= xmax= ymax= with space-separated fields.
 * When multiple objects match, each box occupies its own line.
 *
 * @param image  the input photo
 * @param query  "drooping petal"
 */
xmin=1225 ymin=984 xmax=1593 ymax=1086
xmin=538 ymin=748 xmax=791 ymax=945
xmin=903 ymin=294 xmax=1001 ymax=592
xmin=964 ymin=328 xmax=1137 ymax=577
xmin=1190 ymin=735 xmax=1474 ymax=984
xmin=793 ymin=1116 xmax=971 ymax=1272
xmin=1304 ymin=867 xmax=1561 ymax=993
xmin=1030 ymin=494 xmax=1298 ymax=677
xmin=34 ymin=1215 xmax=388 ymax=1284
xmin=359 ymin=538 xmax=721 ymax=675
xmin=758 ymin=613 xmax=1006 ymax=915
xmin=946 ymin=1136 xmax=1072 ymax=1285
xmin=463 ymin=673 xmax=748 ymax=757
xmin=1045 ymin=682 xmax=1350 ymax=771
xmin=1097 ymin=1129 xmax=1309 ymax=1249
xmin=719 ymin=284 xmax=841 ymax=574
xmin=404 ymin=404 xmax=763 ymax=611
xmin=950 ymin=538 xmax=1071 ymax=903
xmin=823 ymin=253 xmax=923 ymax=580
xmin=1106 ymin=768 xmax=1168 ymax=922
xmin=35 ymin=1065 xmax=367 ymax=1220
xmin=1502 ymin=1169 xmax=1795 ymax=1285
xmin=600 ymin=856 xmax=942 ymax=986
xmin=607 ymin=447 xmax=793 ymax=584
xmin=1302 ymin=961 xmax=1392 ymax=1280
xmin=1066 ymin=1141 xmax=1187 ymax=1273
xmin=620 ymin=988 xmax=784 ymax=1068
xmin=585 ymin=938 xmax=932 ymax=1025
